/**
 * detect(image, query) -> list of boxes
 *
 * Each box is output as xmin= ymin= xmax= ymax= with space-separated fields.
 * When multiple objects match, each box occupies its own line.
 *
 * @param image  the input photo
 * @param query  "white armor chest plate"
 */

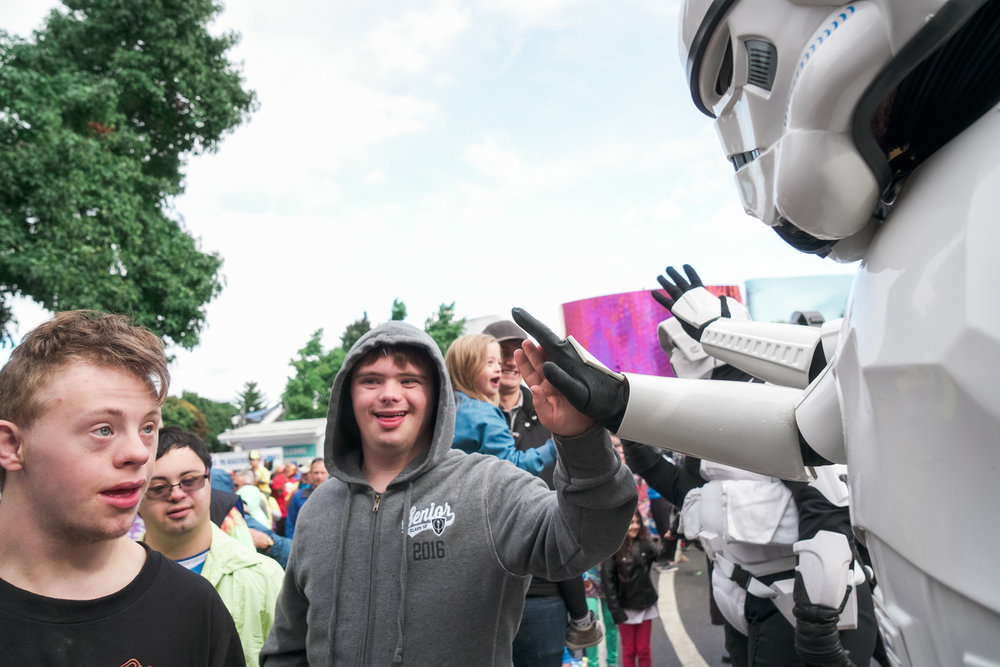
xmin=836 ymin=109 xmax=1000 ymax=665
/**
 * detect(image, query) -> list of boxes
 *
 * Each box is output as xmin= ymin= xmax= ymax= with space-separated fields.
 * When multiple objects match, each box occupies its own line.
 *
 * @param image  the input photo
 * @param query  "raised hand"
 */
xmin=511 ymin=307 xmax=629 ymax=434
xmin=513 ymin=336 xmax=596 ymax=438
xmin=651 ymin=264 xmax=735 ymax=341
xmin=653 ymin=264 xmax=703 ymax=308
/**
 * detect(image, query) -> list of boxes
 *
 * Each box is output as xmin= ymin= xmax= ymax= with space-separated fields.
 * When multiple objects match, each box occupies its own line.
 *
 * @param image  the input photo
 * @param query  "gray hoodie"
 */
xmin=261 ymin=321 xmax=637 ymax=666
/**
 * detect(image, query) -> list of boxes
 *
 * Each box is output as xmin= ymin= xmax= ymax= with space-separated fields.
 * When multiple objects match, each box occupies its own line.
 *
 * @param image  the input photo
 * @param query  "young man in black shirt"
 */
xmin=0 ymin=310 xmax=244 ymax=666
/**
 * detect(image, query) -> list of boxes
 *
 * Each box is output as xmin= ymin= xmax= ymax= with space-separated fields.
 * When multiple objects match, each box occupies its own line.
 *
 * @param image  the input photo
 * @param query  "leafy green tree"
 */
xmin=282 ymin=301 xmax=467 ymax=419
xmin=282 ymin=329 xmax=346 ymax=420
xmin=236 ymin=381 xmax=267 ymax=416
xmin=424 ymin=302 xmax=465 ymax=356
xmin=0 ymin=0 xmax=256 ymax=346
xmin=180 ymin=390 xmax=236 ymax=449
xmin=161 ymin=396 xmax=208 ymax=439
xmin=340 ymin=312 xmax=371 ymax=351
xmin=390 ymin=299 xmax=407 ymax=321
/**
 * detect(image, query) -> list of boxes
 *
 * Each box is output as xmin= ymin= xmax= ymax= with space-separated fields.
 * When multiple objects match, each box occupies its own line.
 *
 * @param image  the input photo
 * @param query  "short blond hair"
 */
xmin=445 ymin=333 xmax=498 ymax=405
xmin=0 ymin=310 xmax=169 ymax=426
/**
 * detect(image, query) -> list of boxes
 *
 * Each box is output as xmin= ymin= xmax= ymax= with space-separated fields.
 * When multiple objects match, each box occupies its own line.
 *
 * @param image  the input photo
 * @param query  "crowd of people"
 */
xmin=0 ymin=304 xmax=887 ymax=667
xmin=2 ymin=0 xmax=993 ymax=662
xmin=0 ymin=310 xmax=644 ymax=666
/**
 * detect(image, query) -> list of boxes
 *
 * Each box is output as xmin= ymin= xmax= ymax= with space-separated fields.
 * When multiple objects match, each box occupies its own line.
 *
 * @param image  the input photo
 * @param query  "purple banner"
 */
xmin=562 ymin=286 xmax=741 ymax=377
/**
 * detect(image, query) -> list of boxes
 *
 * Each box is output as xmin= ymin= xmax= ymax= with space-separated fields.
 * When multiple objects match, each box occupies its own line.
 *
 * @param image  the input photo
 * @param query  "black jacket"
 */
xmin=600 ymin=538 xmax=663 ymax=624
xmin=209 ymin=488 xmax=242 ymax=528
xmin=506 ymin=386 xmax=562 ymax=597
xmin=504 ymin=386 xmax=555 ymax=489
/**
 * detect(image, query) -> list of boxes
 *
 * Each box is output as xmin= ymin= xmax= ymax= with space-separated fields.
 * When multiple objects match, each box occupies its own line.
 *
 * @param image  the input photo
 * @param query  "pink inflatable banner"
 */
xmin=562 ymin=286 xmax=741 ymax=377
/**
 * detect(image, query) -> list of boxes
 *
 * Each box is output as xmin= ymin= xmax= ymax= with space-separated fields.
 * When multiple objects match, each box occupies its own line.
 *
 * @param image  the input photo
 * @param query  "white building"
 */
xmin=214 ymin=418 xmax=327 ymax=470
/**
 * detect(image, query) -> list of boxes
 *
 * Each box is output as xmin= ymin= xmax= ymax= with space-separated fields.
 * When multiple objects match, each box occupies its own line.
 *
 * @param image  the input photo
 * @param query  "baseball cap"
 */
xmin=482 ymin=320 xmax=528 ymax=342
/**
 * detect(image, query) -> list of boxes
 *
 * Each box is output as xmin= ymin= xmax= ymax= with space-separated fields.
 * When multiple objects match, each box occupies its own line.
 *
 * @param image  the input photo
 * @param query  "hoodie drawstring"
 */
xmin=393 ymin=482 xmax=413 ymax=663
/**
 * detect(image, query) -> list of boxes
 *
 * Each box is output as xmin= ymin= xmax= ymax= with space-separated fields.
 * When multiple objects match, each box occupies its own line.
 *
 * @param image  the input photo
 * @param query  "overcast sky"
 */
xmin=2 ymin=0 xmax=855 ymax=404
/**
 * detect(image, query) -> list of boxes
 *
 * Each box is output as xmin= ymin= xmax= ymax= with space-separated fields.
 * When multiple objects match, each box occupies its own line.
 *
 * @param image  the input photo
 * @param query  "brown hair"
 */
xmin=445 ymin=334 xmax=498 ymax=405
xmin=157 ymin=425 xmax=211 ymax=469
xmin=0 ymin=310 xmax=169 ymax=428
xmin=615 ymin=509 xmax=650 ymax=570
xmin=354 ymin=343 xmax=434 ymax=376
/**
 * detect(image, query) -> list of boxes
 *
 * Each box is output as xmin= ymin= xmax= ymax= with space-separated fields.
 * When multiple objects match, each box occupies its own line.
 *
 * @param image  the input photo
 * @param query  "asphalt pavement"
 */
xmin=649 ymin=546 xmax=730 ymax=667
xmin=577 ymin=543 xmax=731 ymax=667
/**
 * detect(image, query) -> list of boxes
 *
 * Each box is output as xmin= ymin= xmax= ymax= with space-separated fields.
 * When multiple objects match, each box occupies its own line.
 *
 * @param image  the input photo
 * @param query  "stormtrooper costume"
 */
xmin=626 ymin=318 xmax=876 ymax=665
xmin=511 ymin=1 xmax=1000 ymax=664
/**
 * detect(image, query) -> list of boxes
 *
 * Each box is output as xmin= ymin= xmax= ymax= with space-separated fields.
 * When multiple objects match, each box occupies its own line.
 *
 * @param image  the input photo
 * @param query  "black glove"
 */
xmin=792 ymin=572 xmax=855 ymax=667
xmin=651 ymin=264 xmax=732 ymax=342
xmin=511 ymin=307 xmax=629 ymax=433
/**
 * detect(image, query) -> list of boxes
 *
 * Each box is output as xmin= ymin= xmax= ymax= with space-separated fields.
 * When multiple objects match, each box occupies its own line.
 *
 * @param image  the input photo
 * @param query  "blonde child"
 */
xmin=446 ymin=334 xmax=556 ymax=477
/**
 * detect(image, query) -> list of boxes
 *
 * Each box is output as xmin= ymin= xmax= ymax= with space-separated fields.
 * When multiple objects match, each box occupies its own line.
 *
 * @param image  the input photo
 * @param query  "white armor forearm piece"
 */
xmin=618 ymin=373 xmax=809 ymax=481
xmin=701 ymin=318 xmax=823 ymax=389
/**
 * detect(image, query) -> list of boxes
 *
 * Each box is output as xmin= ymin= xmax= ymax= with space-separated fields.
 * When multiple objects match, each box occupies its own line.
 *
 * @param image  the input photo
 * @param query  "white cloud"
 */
xmin=479 ymin=0 xmax=593 ymax=29
xmin=2 ymin=0 xmax=859 ymax=405
xmin=365 ymin=0 xmax=472 ymax=73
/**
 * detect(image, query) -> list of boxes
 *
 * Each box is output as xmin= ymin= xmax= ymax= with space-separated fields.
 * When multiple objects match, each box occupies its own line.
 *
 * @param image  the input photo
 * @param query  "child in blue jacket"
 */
xmin=446 ymin=333 xmax=556 ymax=475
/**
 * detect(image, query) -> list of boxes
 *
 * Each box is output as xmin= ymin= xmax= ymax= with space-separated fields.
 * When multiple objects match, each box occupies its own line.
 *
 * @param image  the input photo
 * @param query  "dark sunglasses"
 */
xmin=145 ymin=474 xmax=209 ymax=501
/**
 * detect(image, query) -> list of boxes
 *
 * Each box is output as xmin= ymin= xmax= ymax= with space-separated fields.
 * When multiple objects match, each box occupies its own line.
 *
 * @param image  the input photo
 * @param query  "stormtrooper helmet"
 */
xmin=679 ymin=0 xmax=996 ymax=258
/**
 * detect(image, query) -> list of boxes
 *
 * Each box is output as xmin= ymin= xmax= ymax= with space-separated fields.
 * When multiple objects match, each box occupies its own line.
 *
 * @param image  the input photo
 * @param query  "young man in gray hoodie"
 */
xmin=261 ymin=320 xmax=637 ymax=665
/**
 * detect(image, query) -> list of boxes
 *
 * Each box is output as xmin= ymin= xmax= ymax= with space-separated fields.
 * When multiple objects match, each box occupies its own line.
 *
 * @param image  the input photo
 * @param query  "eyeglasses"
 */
xmin=145 ymin=474 xmax=209 ymax=501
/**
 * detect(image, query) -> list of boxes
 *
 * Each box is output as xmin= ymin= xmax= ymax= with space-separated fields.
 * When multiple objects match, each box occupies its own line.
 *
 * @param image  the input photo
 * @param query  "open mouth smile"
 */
xmin=375 ymin=410 xmax=408 ymax=427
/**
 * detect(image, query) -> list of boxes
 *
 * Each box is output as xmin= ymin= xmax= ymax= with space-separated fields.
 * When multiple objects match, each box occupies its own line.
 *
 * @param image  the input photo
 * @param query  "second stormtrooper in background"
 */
xmin=624 ymin=316 xmax=878 ymax=666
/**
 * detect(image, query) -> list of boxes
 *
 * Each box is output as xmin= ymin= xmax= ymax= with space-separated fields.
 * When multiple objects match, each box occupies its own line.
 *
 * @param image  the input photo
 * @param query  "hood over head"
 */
xmin=324 ymin=321 xmax=456 ymax=486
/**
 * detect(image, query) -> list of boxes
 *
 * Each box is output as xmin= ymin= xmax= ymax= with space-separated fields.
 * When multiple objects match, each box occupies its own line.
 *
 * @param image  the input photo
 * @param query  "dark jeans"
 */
xmin=513 ymin=596 xmax=567 ymax=667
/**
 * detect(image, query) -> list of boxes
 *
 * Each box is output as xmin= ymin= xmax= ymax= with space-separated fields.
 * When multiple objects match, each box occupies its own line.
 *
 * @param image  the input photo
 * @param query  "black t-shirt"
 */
xmin=0 ymin=542 xmax=245 ymax=666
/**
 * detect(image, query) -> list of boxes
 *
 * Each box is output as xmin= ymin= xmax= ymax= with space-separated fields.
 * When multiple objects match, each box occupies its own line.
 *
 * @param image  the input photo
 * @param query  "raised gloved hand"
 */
xmin=651 ymin=264 xmax=738 ymax=342
xmin=792 ymin=572 xmax=855 ymax=667
xmin=511 ymin=307 xmax=629 ymax=433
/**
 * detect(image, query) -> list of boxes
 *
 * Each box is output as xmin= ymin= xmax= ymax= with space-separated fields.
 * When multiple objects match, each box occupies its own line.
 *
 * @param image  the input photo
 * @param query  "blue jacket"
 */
xmin=244 ymin=514 xmax=291 ymax=569
xmin=284 ymin=485 xmax=313 ymax=540
xmin=451 ymin=390 xmax=556 ymax=476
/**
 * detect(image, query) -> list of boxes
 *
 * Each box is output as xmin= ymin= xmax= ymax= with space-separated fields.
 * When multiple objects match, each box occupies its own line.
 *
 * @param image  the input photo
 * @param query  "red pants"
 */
xmin=617 ymin=620 xmax=652 ymax=667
